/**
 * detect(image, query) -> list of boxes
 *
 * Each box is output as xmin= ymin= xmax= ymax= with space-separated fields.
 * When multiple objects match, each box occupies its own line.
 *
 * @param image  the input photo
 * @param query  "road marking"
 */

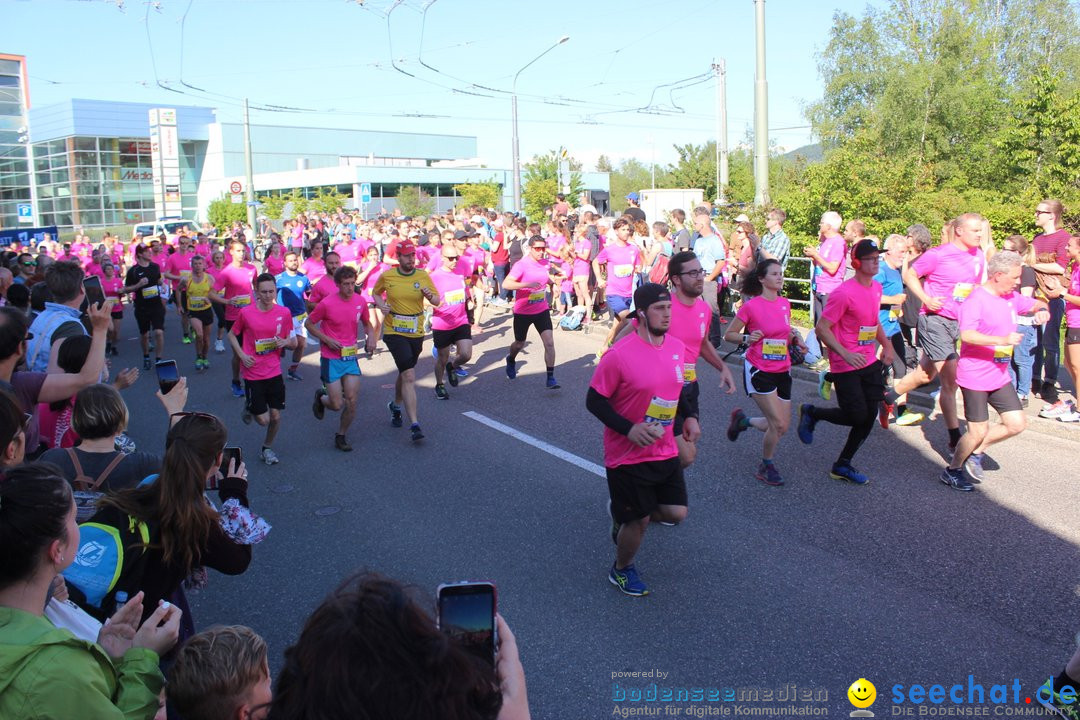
xmin=462 ymin=410 xmax=604 ymax=477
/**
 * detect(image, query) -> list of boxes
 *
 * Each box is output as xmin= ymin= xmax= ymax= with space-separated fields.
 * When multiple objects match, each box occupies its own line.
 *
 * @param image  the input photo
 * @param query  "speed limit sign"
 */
xmin=229 ymin=181 xmax=242 ymax=194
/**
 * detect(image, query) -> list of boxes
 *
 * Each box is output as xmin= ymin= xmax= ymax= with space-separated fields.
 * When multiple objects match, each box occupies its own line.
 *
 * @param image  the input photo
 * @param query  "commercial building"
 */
xmin=0 ymin=54 xmax=32 ymax=230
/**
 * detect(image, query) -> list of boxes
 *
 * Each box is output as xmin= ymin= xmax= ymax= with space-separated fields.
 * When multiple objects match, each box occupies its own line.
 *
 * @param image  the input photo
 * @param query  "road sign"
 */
xmin=17 ymin=204 xmax=32 ymax=224
xmin=229 ymin=181 xmax=243 ymax=194
xmin=360 ymin=182 xmax=372 ymax=204
xmin=231 ymin=194 xmax=243 ymax=204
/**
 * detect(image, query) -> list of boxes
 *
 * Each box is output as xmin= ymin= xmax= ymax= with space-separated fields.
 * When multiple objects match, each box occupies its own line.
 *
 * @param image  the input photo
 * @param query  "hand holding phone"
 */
xmin=437 ymin=581 xmax=497 ymax=667
xmin=154 ymin=360 xmax=179 ymax=395
xmin=83 ymin=276 xmax=106 ymax=307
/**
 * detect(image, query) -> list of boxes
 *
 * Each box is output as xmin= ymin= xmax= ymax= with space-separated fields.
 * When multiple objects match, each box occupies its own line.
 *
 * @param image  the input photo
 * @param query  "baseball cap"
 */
xmin=470 ymin=214 xmax=485 ymax=225
xmin=734 ymin=213 xmax=750 ymax=223
xmin=454 ymin=229 xmax=477 ymax=241
xmin=626 ymin=192 xmax=639 ymax=202
xmin=852 ymin=238 xmax=880 ymax=260
xmin=633 ymin=282 xmax=671 ymax=312
xmin=396 ymin=240 xmax=417 ymax=256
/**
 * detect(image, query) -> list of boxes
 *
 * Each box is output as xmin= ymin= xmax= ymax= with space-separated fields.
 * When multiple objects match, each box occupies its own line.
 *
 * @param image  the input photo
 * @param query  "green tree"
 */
xmin=257 ymin=189 xmax=307 ymax=221
xmin=595 ymin=154 xmax=613 ymax=173
xmin=608 ymin=159 xmax=651 ymax=213
xmin=521 ymin=149 xmax=584 ymax=222
xmin=453 ymin=180 xmax=502 ymax=210
xmin=395 ymin=185 xmax=435 ymax=217
xmin=307 ymin=188 xmax=350 ymax=215
xmin=206 ymin=193 xmax=248 ymax=230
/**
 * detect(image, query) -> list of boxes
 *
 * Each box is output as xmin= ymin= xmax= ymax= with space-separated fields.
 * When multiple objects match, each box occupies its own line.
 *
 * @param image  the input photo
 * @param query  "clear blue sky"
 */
xmin=6 ymin=0 xmax=880 ymax=170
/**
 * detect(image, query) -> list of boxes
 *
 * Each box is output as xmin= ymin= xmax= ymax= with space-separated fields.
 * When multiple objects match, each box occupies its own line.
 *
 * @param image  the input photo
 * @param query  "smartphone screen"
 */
xmin=437 ymin=581 xmax=496 ymax=667
xmin=155 ymin=359 xmax=179 ymax=395
xmin=83 ymin=276 xmax=105 ymax=307
xmin=221 ymin=446 xmax=242 ymax=473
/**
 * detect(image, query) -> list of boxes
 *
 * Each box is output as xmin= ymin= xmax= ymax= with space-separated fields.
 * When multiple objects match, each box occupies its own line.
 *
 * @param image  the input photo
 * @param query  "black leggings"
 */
xmin=809 ymin=361 xmax=886 ymax=465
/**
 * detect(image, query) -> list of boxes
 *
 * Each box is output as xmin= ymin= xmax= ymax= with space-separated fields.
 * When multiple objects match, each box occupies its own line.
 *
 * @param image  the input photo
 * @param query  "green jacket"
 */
xmin=0 ymin=606 xmax=164 ymax=720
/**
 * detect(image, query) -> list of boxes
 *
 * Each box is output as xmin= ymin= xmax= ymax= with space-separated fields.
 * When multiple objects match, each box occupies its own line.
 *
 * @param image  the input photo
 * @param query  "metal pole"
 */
xmin=243 ymin=98 xmax=256 ymax=233
xmin=753 ymin=0 xmax=770 ymax=207
xmin=714 ymin=59 xmax=729 ymax=205
xmin=510 ymin=36 xmax=569 ymax=216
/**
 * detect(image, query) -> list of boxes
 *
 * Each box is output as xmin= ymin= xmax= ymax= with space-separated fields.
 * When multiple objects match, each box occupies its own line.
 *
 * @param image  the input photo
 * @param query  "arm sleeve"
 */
xmin=28 ymin=644 xmax=163 ymax=720
xmin=201 ymin=522 xmax=253 ymax=576
xmin=586 ymin=387 xmax=634 ymax=436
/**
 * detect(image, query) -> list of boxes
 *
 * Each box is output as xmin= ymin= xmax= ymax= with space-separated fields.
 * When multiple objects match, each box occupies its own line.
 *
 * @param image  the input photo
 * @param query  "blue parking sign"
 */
xmin=17 ymin=204 xmax=32 ymax=222
xmin=360 ymin=183 xmax=371 ymax=204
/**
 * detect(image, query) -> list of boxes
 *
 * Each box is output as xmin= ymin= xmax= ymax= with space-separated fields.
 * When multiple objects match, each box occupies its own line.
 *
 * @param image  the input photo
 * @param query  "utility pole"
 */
xmin=243 ymin=98 xmax=256 ymax=233
xmin=714 ymin=59 xmax=728 ymax=205
xmin=753 ymin=0 xmax=770 ymax=207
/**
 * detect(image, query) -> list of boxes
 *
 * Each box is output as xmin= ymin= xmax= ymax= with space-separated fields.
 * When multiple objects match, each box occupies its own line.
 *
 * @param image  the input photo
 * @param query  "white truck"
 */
xmin=638 ymin=189 xmax=705 ymax=225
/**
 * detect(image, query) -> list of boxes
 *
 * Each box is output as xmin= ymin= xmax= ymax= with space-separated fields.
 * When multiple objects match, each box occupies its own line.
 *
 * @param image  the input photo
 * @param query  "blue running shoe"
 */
xmin=727 ymin=408 xmax=748 ymax=442
xmin=231 ymin=380 xmax=244 ymax=398
xmin=546 ymin=375 xmax=560 ymax=390
xmin=797 ymin=404 xmax=816 ymax=444
xmin=963 ymin=452 xmax=985 ymax=482
xmin=756 ymin=462 xmax=784 ymax=486
xmin=830 ymin=462 xmax=869 ymax=485
xmin=505 ymin=356 xmax=517 ymax=380
xmin=455 ymin=367 xmax=469 ymax=378
xmin=818 ymin=370 xmax=832 ymax=401
xmin=388 ymin=401 xmax=403 ymax=428
xmin=609 ymin=564 xmax=649 ymax=596
xmin=940 ymin=467 xmax=974 ymax=492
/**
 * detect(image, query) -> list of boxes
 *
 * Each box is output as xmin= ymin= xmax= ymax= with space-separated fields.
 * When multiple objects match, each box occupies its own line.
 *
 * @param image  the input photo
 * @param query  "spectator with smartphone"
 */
xmin=267 ymin=572 xmax=530 ymax=720
xmin=25 ymin=261 xmax=88 ymax=373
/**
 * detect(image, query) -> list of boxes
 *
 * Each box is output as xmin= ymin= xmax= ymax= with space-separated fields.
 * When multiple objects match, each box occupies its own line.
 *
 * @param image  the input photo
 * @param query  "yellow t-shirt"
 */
xmin=372 ymin=268 xmax=438 ymax=337
xmin=186 ymin=275 xmax=213 ymax=312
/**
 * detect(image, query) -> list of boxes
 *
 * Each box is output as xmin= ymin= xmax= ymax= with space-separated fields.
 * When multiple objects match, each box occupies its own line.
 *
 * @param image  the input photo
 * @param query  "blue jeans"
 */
xmin=493 ymin=262 xmax=510 ymax=300
xmin=1009 ymin=323 xmax=1038 ymax=397
xmin=1033 ymin=297 xmax=1065 ymax=385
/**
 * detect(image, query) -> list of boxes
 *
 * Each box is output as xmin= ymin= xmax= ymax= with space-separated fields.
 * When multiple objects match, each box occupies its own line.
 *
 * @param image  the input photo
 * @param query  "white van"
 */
xmin=132 ymin=217 xmax=200 ymax=239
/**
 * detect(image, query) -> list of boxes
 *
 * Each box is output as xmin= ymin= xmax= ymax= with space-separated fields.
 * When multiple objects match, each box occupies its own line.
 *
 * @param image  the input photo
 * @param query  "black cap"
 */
xmin=852 ymin=238 xmax=880 ymax=261
xmin=633 ymin=282 xmax=671 ymax=313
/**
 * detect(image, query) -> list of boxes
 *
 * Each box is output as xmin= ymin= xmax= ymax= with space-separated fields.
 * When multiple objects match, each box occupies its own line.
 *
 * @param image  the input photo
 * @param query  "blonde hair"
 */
xmin=167 ymin=625 xmax=268 ymax=720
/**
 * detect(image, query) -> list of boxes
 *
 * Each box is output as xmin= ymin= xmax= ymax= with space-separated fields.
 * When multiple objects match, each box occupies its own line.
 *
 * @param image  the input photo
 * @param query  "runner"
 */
xmin=593 ymin=217 xmax=642 ymax=348
xmin=122 ymin=243 xmax=166 ymax=371
xmin=941 ymin=251 xmax=1049 ymax=490
xmin=228 ymin=273 xmax=296 ymax=465
xmin=305 ymin=251 xmax=342 ymax=310
xmin=300 ymin=241 xmax=327 ymax=283
xmin=502 ymin=235 xmax=566 ymax=389
xmin=275 ymin=251 xmax=312 ymax=381
xmin=1059 ymin=234 xmax=1080 ymax=422
xmin=210 ymin=240 xmax=259 ymax=398
xmin=306 ymin=265 xmax=373 ymax=452
xmin=875 ymin=234 xmax=924 ymax=427
xmin=882 ymin=213 xmax=988 ymax=452
xmin=429 ymin=244 xmax=473 ymax=400
xmin=587 ymin=283 xmax=688 ymax=597
xmin=207 ymin=249 xmax=228 ymax=353
xmin=185 ymin=254 xmax=215 ymax=371
xmin=724 ymin=259 xmax=807 ymax=485
xmin=797 ymin=240 xmax=893 ymax=485
xmin=356 ymin=245 xmax=387 ymax=355
xmin=100 ymin=260 xmax=124 ymax=357
xmin=162 ymin=234 xmax=195 ymax=345
xmin=372 ymin=240 xmax=440 ymax=442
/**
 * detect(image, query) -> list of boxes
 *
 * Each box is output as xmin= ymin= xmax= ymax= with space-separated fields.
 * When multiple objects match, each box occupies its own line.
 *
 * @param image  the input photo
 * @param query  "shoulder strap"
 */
xmin=66 ymin=447 xmax=88 ymax=488
xmin=68 ymin=449 xmax=126 ymax=491
xmin=92 ymin=453 xmax=127 ymax=490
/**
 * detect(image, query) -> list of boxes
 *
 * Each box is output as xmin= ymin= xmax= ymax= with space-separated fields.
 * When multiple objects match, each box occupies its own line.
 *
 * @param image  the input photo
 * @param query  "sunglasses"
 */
xmin=444 ymin=255 xmax=460 ymax=260
xmin=532 ymin=246 xmax=548 ymax=251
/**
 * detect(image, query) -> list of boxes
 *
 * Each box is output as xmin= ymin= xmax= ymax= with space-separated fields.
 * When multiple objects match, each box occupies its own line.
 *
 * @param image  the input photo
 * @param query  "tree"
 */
xmin=257 ymin=189 xmax=307 ymax=222
xmin=453 ymin=180 xmax=502 ymax=210
xmin=307 ymin=188 xmax=350 ymax=215
xmin=206 ymin=193 xmax=248 ymax=230
xmin=608 ymin=159 xmax=650 ymax=213
xmin=595 ymin=155 xmax=613 ymax=173
xmin=395 ymin=186 xmax=435 ymax=217
xmin=521 ymin=150 xmax=584 ymax=222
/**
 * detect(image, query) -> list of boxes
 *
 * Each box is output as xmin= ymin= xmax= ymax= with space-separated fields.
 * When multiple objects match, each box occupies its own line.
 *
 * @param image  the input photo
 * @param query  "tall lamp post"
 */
xmin=512 ymin=35 xmax=569 ymax=215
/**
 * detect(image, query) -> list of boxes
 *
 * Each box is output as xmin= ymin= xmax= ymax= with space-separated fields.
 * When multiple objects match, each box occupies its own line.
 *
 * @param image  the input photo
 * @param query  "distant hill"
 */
xmin=782 ymin=143 xmax=823 ymax=162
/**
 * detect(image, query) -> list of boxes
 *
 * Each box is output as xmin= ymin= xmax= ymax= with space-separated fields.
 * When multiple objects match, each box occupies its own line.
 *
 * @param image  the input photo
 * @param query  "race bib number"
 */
xmin=857 ymin=325 xmax=877 ymax=346
xmin=644 ymin=396 xmax=678 ymax=426
xmin=188 ymin=296 xmax=210 ymax=311
xmin=444 ymin=288 xmax=466 ymax=306
xmin=390 ymin=314 xmax=419 ymax=334
xmin=254 ymin=337 xmax=277 ymax=355
xmin=683 ymin=362 xmax=697 ymax=383
xmin=613 ymin=264 xmax=633 ymax=278
xmin=992 ymin=345 xmax=1013 ymax=364
xmin=953 ymin=283 xmax=974 ymax=302
xmin=527 ymin=290 xmax=546 ymax=304
xmin=340 ymin=344 xmax=358 ymax=358
xmin=140 ymin=286 xmax=159 ymax=299
xmin=761 ymin=338 xmax=788 ymax=360
xmin=233 ymin=295 xmax=252 ymax=307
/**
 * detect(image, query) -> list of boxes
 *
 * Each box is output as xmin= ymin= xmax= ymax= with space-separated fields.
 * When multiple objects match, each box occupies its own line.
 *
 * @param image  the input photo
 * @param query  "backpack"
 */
xmin=559 ymin=305 xmax=587 ymax=331
xmin=648 ymin=254 xmax=671 ymax=285
xmin=1032 ymin=254 xmax=1065 ymax=301
xmin=67 ymin=448 xmax=127 ymax=523
xmin=62 ymin=503 xmax=152 ymax=621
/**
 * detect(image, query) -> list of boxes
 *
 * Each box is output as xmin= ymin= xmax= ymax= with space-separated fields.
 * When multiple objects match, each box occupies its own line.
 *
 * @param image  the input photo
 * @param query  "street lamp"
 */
xmin=511 ymin=35 xmax=569 ymax=215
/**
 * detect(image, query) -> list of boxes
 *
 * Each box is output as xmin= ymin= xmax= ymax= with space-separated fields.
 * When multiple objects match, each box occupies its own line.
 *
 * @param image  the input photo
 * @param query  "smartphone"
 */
xmin=221 ymin=446 xmax=242 ymax=473
xmin=154 ymin=359 xmax=179 ymax=395
xmin=83 ymin=275 xmax=105 ymax=307
xmin=437 ymin=581 xmax=497 ymax=667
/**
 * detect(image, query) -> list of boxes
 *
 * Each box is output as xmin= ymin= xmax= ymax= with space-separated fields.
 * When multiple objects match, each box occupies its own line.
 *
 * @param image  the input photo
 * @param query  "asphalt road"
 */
xmin=110 ymin=304 xmax=1080 ymax=719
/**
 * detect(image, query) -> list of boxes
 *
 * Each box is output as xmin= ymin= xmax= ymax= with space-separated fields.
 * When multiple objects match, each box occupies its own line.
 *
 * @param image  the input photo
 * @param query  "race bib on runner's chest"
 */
xmin=683 ymin=362 xmax=697 ymax=383
xmin=761 ymin=338 xmax=788 ymax=360
xmin=233 ymin=295 xmax=251 ymax=307
xmin=857 ymin=325 xmax=877 ymax=346
xmin=444 ymin=288 xmax=466 ymax=306
xmin=527 ymin=290 xmax=546 ymax=304
xmin=141 ymin=286 xmax=159 ymax=299
xmin=254 ymin=337 xmax=277 ymax=355
xmin=613 ymin=264 xmax=633 ymax=278
xmin=953 ymin=283 xmax=974 ymax=302
xmin=992 ymin=345 xmax=1013 ymax=364
xmin=644 ymin=396 xmax=678 ymax=426
xmin=188 ymin=296 xmax=210 ymax=311
xmin=390 ymin=314 xmax=419 ymax=334
xmin=340 ymin=344 xmax=358 ymax=358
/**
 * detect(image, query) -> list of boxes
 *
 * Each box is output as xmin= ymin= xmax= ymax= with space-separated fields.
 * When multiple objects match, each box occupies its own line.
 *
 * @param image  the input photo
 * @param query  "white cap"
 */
xmin=734 ymin=213 xmax=750 ymax=223
xmin=470 ymin=215 xmax=484 ymax=225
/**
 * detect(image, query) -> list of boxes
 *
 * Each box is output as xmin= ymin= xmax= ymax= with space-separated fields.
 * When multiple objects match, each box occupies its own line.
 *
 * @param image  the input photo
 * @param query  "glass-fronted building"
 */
xmin=0 ymin=54 xmax=31 ymax=230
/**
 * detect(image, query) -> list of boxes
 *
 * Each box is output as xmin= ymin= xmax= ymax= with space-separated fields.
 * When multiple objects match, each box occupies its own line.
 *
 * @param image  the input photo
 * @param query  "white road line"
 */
xmin=462 ymin=411 xmax=605 ymax=477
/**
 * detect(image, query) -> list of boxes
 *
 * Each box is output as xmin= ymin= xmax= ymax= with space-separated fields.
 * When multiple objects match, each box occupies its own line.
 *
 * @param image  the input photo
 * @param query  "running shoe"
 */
xmin=312 ymin=388 xmax=326 ymax=420
xmin=806 ymin=357 xmax=829 ymax=372
xmin=756 ymin=462 xmax=784 ymax=486
xmin=143 ymin=356 xmax=152 ymax=370
xmin=895 ymin=410 xmax=925 ymax=426
xmin=963 ymin=452 xmax=985 ymax=482
xmin=1040 ymin=400 xmax=1072 ymax=418
xmin=241 ymin=404 xmax=253 ymax=425
xmin=797 ymin=404 xmax=816 ymax=444
xmin=1037 ymin=678 xmax=1080 ymax=720
xmin=726 ymin=408 xmax=748 ymax=442
xmin=546 ymin=376 xmax=560 ymax=390
xmin=388 ymin=401 xmax=403 ymax=428
xmin=1019 ymin=395 xmax=1029 ymax=409
xmin=410 ymin=424 xmax=425 ymax=442
xmin=1060 ymin=410 xmax=1080 ymax=423
xmin=455 ymin=367 xmax=469 ymax=378
xmin=435 ymin=383 xmax=449 ymax=400
xmin=607 ymin=499 xmax=620 ymax=545
xmin=829 ymin=462 xmax=869 ymax=485
xmin=334 ymin=434 xmax=353 ymax=452
xmin=608 ymin=563 xmax=649 ymax=596
xmin=181 ymin=334 xmax=192 ymax=345
xmin=446 ymin=362 xmax=459 ymax=387
xmin=114 ymin=433 xmax=136 ymax=454
xmin=505 ymin=356 xmax=517 ymax=380
xmin=940 ymin=467 xmax=973 ymax=491
xmin=231 ymin=380 xmax=244 ymax=398
xmin=260 ymin=447 xmax=280 ymax=465
xmin=214 ymin=339 xmax=225 ymax=353
xmin=817 ymin=370 xmax=832 ymax=401
xmin=878 ymin=401 xmax=894 ymax=429
xmin=287 ymin=368 xmax=303 ymax=382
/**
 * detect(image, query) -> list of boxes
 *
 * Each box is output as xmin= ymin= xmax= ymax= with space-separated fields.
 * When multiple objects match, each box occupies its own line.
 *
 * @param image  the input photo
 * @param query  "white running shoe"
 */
xmin=1040 ymin=400 xmax=1073 ymax=419
xmin=1059 ymin=410 xmax=1080 ymax=423
xmin=214 ymin=339 xmax=225 ymax=353
xmin=260 ymin=447 xmax=280 ymax=465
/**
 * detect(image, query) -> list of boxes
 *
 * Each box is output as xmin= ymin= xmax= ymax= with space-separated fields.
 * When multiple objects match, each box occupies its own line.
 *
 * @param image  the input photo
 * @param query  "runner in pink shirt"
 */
xmin=263 ymin=242 xmax=285 ymax=276
xmin=209 ymin=240 xmax=259 ymax=398
xmin=593 ymin=217 xmax=641 ymax=320
xmin=587 ymin=282 xmax=688 ymax=597
xmin=333 ymin=235 xmax=361 ymax=268
xmin=356 ymin=246 xmax=387 ymax=349
xmin=163 ymin=237 xmax=196 ymax=345
xmin=797 ymin=240 xmax=893 ymax=486
xmin=101 ymin=260 xmax=124 ymax=357
xmin=725 ymin=259 xmax=808 ymax=486
xmin=300 ymin=242 xmax=327 ymax=283
xmin=942 ymin=251 xmax=1049 ymax=490
xmin=306 ymin=252 xmax=342 ymax=310
xmin=429 ymin=245 xmax=473 ymax=400
xmin=502 ymin=236 xmax=566 ymax=388
xmin=572 ymin=227 xmax=593 ymax=322
xmin=307 ymin=265 xmax=372 ymax=453
xmin=463 ymin=234 xmax=489 ymax=329
xmin=207 ymin=249 xmax=229 ymax=353
xmin=229 ymin=273 xmax=296 ymax=466
xmin=1058 ymin=236 xmax=1080 ymax=422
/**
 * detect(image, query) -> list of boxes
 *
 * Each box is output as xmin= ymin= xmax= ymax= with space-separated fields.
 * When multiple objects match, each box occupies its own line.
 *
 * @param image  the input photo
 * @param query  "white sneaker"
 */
xmin=214 ymin=339 xmax=225 ymax=353
xmin=1039 ymin=400 xmax=1072 ymax=418
xmin=1059 ymin=410 xmax=1080 ymax=423
xmin=260 ymin=447 xmax=280 ymax=465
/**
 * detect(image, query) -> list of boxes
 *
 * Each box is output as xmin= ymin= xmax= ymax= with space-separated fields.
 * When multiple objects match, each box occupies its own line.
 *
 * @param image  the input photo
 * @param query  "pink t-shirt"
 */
xmin=264 ymin=254 xmax=285 ymax=276
xmin=301 ymin=257 xmax=327 ymax=284
xmin=102 ymin=276 xmax=124 ymax=308
xmin=213 ymin=263 xmax=257 ymax=321
xmin=358 ymin=262 xmax=387 ymax=305
xmin=193 ymin=242 xmax=211 ymax=257
xmin=573 ymin=239 xmax=591 ymax=278
xmin=430 ymin=268 xmax=469 ymax=331
xmin=590 ymin=332 xmax=686 ymax=468
xmin=165 ymin=251 xmax=194 ymax=290
xmin=230 ymin=303 xmax=293 ymax=381
xmin=668 ymin=296 xmax=710 ymax=371
xmin=821 ymin=278 xmax=883 ymax=374
xmin=737 ymin=295 xmax=793 ymax=373
xmin=308 ymin=275 xmax=337 ymax=306
xmin=307 ymin=291 xmax=366 ymax=360
xmin=1068 ymin=266 xmax=1080 ymax=329
xmin=464 ymin=247 xmax=487 ymax=277
xmin=911 ymin=242 xmax=986 ymax=320
xmin=813 ymin=234 xmax=847 ymax=294
xmin=596 ymin=243 xmax=640 ymax=298
xmin=507 ymin=256 xmax=552 ymax=315
xmin=957 ymin=286 xmax=1036 ymax=391
xmin=334 ymin=241 xmax=360 ymax=266
xmin=85 ymin=262 xmax=105 ymax=279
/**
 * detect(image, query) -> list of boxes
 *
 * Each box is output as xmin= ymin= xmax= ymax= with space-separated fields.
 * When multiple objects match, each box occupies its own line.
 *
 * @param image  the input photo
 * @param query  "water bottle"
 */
xmin=115 ymin=591 xmax=128 ymax=607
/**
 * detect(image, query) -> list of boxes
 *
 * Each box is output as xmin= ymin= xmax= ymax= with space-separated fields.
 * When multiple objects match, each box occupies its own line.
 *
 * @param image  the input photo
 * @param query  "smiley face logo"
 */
xmin=848 ymin=678 xmax=876 ymax=709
